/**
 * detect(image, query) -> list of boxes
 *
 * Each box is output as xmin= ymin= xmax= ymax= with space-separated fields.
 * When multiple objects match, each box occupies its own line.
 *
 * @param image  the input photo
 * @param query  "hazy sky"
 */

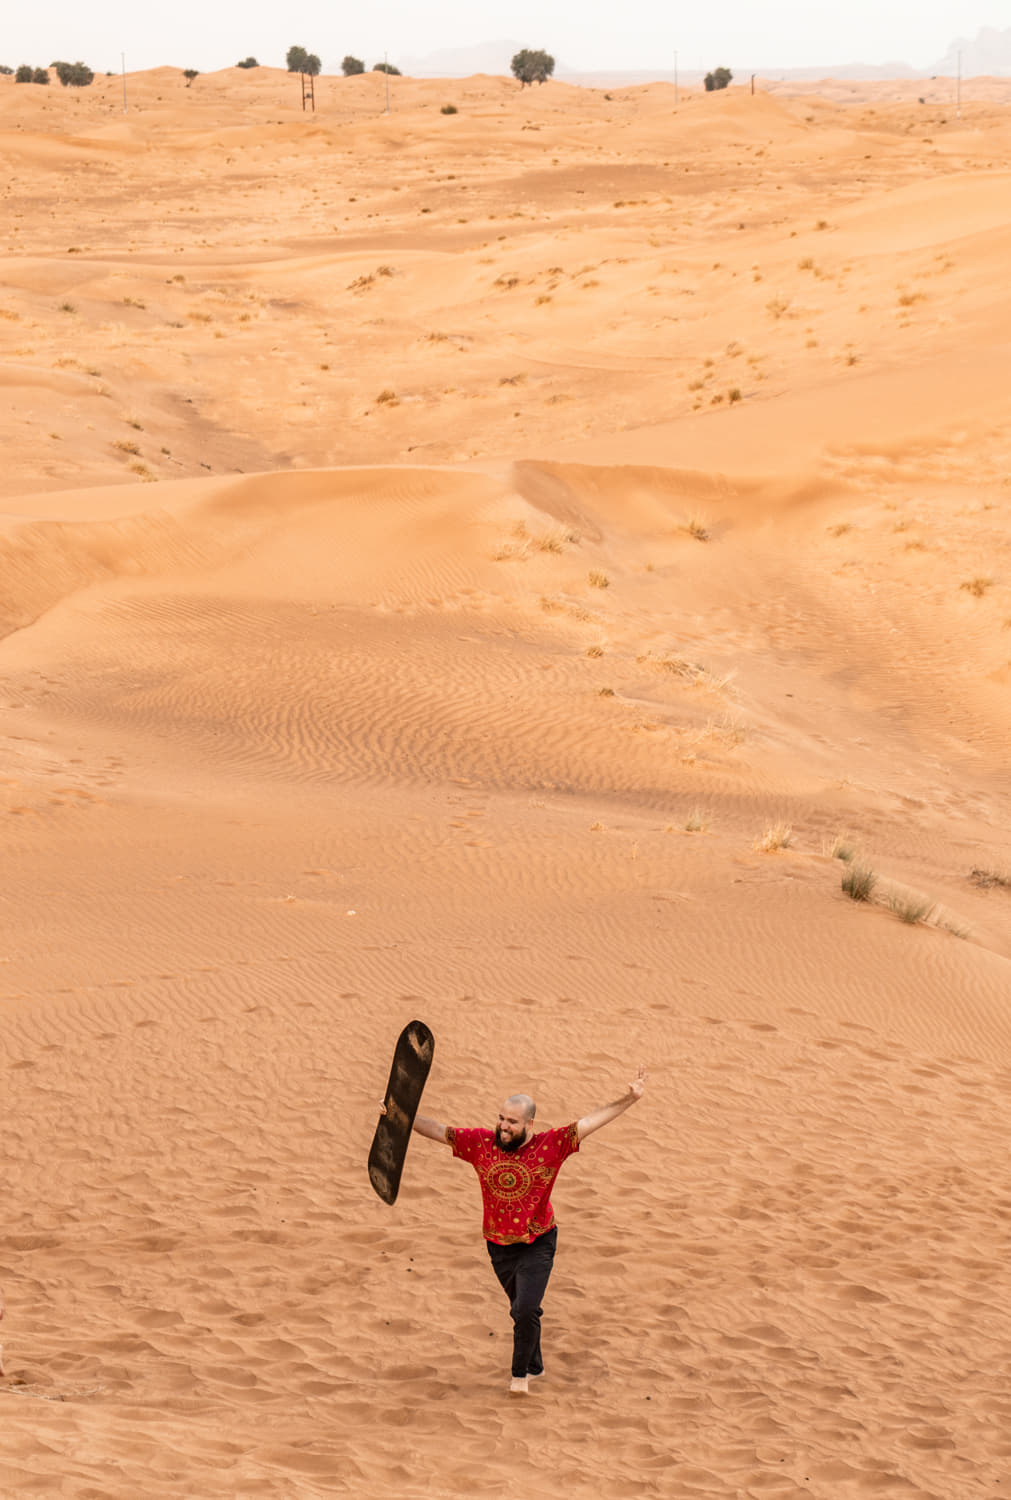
xmin=2 ymin=0 xmax=1002 ymax=75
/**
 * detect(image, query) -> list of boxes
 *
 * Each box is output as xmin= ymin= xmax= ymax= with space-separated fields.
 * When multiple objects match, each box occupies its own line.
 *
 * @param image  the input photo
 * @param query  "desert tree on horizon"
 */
xmin=183 ymin=69 xmax=199 ymax=87
xmin=511 ymin=48 xmax=555 ymax=86
xmin=342 ymin=55 xmax=365 ymax=75
xmin=287 ymin=45 xmax=321 ymax=76
xmin=704 ymin=66 xmax=733 ymax=91
xmin=236 ymin=56 xmax=259 ymax=69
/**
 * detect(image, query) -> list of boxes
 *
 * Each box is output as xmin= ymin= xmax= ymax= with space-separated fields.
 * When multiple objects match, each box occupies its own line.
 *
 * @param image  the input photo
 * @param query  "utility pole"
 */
xmin=385 ymin=51 xmax=390 ymax=113
xmin=121 ymin=52 xmax=127 ymax=112
xmin=956 ymin=48 xmax=962 ymax=119
xmin=674 ymin=49 xmax=678 ymax=106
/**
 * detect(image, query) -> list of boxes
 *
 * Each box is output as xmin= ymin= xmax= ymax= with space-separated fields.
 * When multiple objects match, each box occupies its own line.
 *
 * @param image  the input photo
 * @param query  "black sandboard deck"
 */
xmin=368 ymin=1020 xmax=435 ymax=1205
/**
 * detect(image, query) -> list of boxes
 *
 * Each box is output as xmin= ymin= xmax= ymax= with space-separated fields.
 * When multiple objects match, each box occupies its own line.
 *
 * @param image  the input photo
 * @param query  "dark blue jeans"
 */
xmin=486 ymin=1226 xmax=557 ymax=1378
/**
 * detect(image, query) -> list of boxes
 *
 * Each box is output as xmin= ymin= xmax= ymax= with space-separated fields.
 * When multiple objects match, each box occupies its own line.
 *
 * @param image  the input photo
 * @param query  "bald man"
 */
xmin=410 ymin=1067 xmax=646 ymax=1393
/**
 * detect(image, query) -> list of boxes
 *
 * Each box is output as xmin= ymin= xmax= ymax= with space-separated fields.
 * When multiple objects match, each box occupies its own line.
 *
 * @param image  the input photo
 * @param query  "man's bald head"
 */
xmin=495 ymin=1094 xmax=537 ymax=1152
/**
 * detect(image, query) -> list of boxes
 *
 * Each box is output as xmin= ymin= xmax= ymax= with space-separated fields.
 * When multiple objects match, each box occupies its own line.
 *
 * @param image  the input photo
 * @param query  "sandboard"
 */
xmin=368 ymin=1019 xmax=435 ymax=1205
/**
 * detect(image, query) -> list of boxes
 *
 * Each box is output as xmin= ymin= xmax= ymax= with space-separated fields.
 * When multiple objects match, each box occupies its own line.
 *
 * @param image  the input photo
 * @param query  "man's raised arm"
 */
xmin=576 ymin=1065 xmax=647 ymax=1142
xmin=413 ymin=1114 xmax=450 ymax=1144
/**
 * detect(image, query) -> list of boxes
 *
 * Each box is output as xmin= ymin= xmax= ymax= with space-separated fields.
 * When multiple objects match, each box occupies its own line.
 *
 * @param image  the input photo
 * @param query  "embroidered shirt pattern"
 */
xmin=446 ymin=1123 xmax=580 ymax=1244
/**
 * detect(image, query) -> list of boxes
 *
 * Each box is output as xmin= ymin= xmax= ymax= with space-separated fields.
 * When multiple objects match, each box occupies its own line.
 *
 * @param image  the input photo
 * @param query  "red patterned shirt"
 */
xmin=446 ymin=1123 xmax=580 ymax=1244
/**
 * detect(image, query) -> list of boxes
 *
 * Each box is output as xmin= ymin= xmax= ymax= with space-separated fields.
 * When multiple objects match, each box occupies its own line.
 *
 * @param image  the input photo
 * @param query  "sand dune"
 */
xmin=2 ymin=66 xmax=1011 ymax=1499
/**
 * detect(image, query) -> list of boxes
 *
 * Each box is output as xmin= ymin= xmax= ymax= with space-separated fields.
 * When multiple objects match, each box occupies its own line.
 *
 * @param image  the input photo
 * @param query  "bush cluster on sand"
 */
xmin=15 ymin=64 xmax=50 ymax=83
xmin=52 ymin=60 xmax=95 ymax=86
xmin=373 ymin=61 xmax=401 ymax=75
xmin=705 ymin=67 xmax=733 ymax=91
xmin=341 ymin=55 xmax=365 ymax=76
xmin=236 ymin=57 xmax=259 ymax=69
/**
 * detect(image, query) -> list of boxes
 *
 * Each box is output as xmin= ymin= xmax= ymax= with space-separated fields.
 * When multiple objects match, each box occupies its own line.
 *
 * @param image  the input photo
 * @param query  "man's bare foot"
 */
xmin=509 ymin=1375 xmax=529 ymax=1395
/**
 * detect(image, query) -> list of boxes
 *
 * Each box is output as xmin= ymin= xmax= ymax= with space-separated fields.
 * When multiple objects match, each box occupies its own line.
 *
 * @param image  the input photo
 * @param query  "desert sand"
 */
xmin=2 ymin=64 xmax=1011 ymax=1498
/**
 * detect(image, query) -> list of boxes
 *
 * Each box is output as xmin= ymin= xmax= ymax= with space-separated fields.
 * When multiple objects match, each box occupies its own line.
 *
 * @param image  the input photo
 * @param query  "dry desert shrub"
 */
xmin=683 ymin=808 xmax=708 ymax=832
xmin=727 ymin=387 xmax=742 ymax=404
xmin=766 ymin=296 xmax=791 ymax=319
xmin=960 ymin=577 xmax=994 ymax=598
xmin=886 ymin=889 xmax=936 ymax=925
xmin=113 ymin=440 xmax=141 ymax=456
xmin=376 ymin=389 xmax=399 ymax=405
xmin=588 ymin=570 xmax=610 ymax=589
xmin=441 ymin=104 xmax=458 ymax=114
xmin=969 ymin=867 xmax=1011 ymax=890
xmin=636 ymin=654 xmax=731 ymax=694
xmin=585 ymin=644 xmax=604 ymax=657
xmin=842 ymin=863 xmax=877 ymax=902
xmin=755 ymin=822 xmax=793 ymax=852
xmin=685 ymin=516 xmax=709 ymax=541
xmin=827 ymin=834 xmax=857 ymax=862
xmin=597 ymin=687 xmax=615 ymax=697
xmin=536 ymin=527 xmax=577 ymax=552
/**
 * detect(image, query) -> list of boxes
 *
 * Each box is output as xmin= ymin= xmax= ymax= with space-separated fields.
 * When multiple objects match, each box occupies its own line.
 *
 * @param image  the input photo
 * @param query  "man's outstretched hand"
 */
xmin=577 ymin=1065 xmax=648 ymax=1141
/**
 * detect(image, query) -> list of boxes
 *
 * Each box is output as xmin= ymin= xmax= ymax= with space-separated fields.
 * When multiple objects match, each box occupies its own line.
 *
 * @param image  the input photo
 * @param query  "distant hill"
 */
xmin=933 ymin=25 xmax=1011 ymax=76
xmin=400 ymin=25 xmax=1011 ymax=85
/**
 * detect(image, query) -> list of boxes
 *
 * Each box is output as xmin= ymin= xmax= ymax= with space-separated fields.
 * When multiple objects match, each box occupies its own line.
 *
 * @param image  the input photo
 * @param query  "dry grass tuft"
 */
xmin=685 ymin=516 xmax=710 ymax=542
xmin=960 ymin=577 xmax=994 ymax=598
xmin=588 ymin=570 xmax=610 ymax=589
xmin=683 ymin=808 xmax=708 ymax=833
xmin=969 ymin=867 xmax=1011 ymax=890
xmin=585 ymin=644 xmax=604 ymax=658
xmin=755 ymin=822 xmax=793 ymax=853
xmin=828 ymin=834 xmax=857 ymax=863
xmin=113 ymin=440 xmax=141 ymax=456
xmin=842 ymin=863 xmax=877 ymax=902
xmin=376 ymin=388 xmax=399 ymax=406
xmin=886 ymin=889 xmax=936 ymax=925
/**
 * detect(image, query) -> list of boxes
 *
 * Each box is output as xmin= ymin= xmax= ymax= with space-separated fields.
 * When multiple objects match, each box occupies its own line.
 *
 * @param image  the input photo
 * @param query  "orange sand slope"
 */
xmin=2 ymin=69 xmax=1011 ymax=1500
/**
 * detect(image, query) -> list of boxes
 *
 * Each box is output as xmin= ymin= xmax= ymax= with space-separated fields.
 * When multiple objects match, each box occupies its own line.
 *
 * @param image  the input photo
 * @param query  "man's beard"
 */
xmin=495 ymin=1127 xmax=527 ymax=1153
